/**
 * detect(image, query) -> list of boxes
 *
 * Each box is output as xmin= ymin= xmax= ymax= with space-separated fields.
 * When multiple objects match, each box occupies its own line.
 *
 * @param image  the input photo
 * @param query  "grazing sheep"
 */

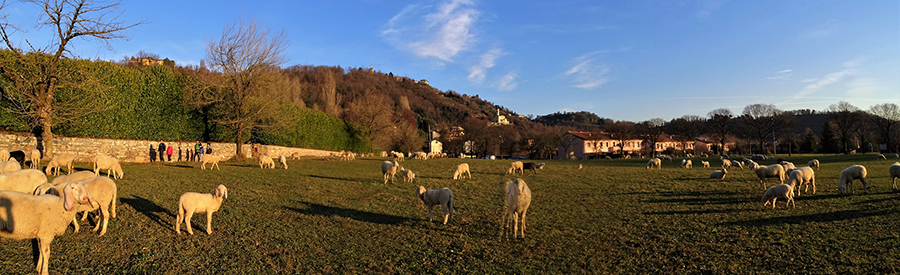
xmin=289 ymin=152 xmax=300 ymax=159
xmin=501 ymin=178 xmax=532 ymax=239
xmin=35 ymin=177 xmax=118 ymax=236
xmin=578 ymin=164 xmax=583 ymax=169
xmin=93 ymin=155 xmax=123 ymax=179
xmin=751 ymin=164 xmax=786 ymax=190
xmin=29 ymin=148 xmax=41 ymax=170
xmin=49 ymin=171 xmax=96 ymax=185
xmin=44 ymin=153 xmax=76 ymax=176
xmin=0 ymin=169 xmax=48 ymax=194
xmin=721 ymin=159 xmax=733 ymax=170
xmin=399 ymin=168 xmax=416 ymax=183
xmin=646 ymin=158 xmax=661 ymax=169
xmin=381 ymin=161 xmax=399 ymax=184
xmin=807 ymin=159 xmax=820 ymax=171
xmin=278 ymin=155 xmax=288 ymax=169
xmin=786 ymin=167 xmax=816 ymax=196
xmin=838 ymin=165 xmax=869 ymax=194
xmin=732 ymin=160 xmax=744 ymax=170
xmin=0 ymin=158 xmax=22 ymax=173
xmin=391 ymin=151 xmax=405 ymax=161
xmin=175 ymin=185 xmax=228 ymax=235
xmin=876 ymin=154 xmax=886 ymax=160
xmin=522 ymin=162 xmax=544 ymax=174
xmin=681 ymin=159 xmax=692 ymax=169
xmin=0 ymin=181 xmax=92 ymax=275
xmin=415 ymin=186 xmax=454 ymax=224
xmin=507 ymin=161 xmax=524 ymax=175
xmin=258 ymin=155 xmax=275 ymax=169
xmin=8 ymin=150 xmax=25 ymax=165
xmin=890 ymin=162 xmax=899 ymax=191
xmin=701 ymin=160 xmax=710 ymax=168
xmin=412 ymin=152 xmax=428 ymax=160
xmin=709 ymin=168 xmax=727 ymax=180
xmin=200 ymin=154 xmax=229 ymax=170
xmin=761 ymin=183 xmax=796 ymax=209
xmin=452 ymin=163 xmax=471 ymax=180
xmin=780 ymin=161 xmax=796 ymax=172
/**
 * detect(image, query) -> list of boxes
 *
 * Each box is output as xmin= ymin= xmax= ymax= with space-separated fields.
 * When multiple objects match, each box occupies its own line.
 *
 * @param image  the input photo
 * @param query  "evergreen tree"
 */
xmin=821 ymin=121 xmax=839 ymax=153
xmin=801 ymin=127 xmax=819 ymax=153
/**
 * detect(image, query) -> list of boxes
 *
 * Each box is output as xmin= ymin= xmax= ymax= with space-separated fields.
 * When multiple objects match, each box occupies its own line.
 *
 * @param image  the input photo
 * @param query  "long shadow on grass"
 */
xmin=308 ymin=174 xmax=362 ymax=183
xmin=720 ymin=209 xmax=896 ymax=227
xmin=120 ymin=195 xmax=175 ymax=228
xmin=285 ymin=201 xmax=411 ymax=225
xmin=644 ymin=191 xmax=748 ymax=205
xmin=645 ymin=209 xmax=745 ymax=215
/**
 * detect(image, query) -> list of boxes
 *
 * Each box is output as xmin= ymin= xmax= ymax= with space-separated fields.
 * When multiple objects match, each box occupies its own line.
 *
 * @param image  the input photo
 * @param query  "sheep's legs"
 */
xmin=96 ymin=204 xmax=110 ymax=236
xmin=520 ymin=211 xmax=527 ymax=239
xmin=71 ymin=216 xmax=80 ymax=233
xmin=427 ymin=206 xmax=434 ymax=222
xmin=512 ymin=213 xmax=520 ymax=238
xmin=37 ymin=237 xmax=50 ymax=275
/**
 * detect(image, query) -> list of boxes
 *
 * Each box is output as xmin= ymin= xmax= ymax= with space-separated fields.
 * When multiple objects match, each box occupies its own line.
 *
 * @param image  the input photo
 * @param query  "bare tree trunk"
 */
xmin=235 ymin=121 xmax=244 ymax=160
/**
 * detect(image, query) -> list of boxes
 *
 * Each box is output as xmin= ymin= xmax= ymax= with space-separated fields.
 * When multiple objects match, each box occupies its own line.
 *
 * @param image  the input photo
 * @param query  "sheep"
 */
xmin=786 ymin=167 xmax=816 ymax=196
xmin=175 ymin=184 xmax=228 ymax=235
xmin=838 ymin=165 xmax=869 ymax=194
xmin=391 ymin=151 xmax=405 ymax=161
xmin=278 ymin=155 xmax=288 ymax=169
xmin=44 ymin=153 xmax=76 ymax=176
xmin=0 ymin=158 xmax=22 ymax=173
xmin=780 ymin=161 xmax=796 ymax=172
xmin=751 ymin=164 xmax=786 ymax=190
xmin=721 ymin=159 xmax=733 ymax=170
xmin=49 ymin=171 xmax=96 ymax=185
xmin=0 ymin=169 xmax=48 ymax=194
xmin=381 ymin=161 xmax=399 ymax=184
xmin=760 ymin=183 xmax=796 ymax=209
xmin=709 ymin=168 xmax=727 ymax=180
xmin=646 ymin=158 xmax=661 ymax=169
xmin=500 ymin=178 xmax=532 ymax=239
xmin=523 ymin=162 xmax=544 ymax=174
xmin=200 ymin=154 xmax=229 ymax=170
xmin=415 ymin=186 xmax=454 ymax=224
xmin=507 ymin=161 xmax=523 ymax=175
xmin=896 ymin=153 xmax=900 ymax=159
xmin=732 ymin=160 xmax=744 ymax=170
xmin=289 ymin=152 xmax=300 ymax=160
xmin=890 ymin=162 xmax=900 ymax=191
xmin=701 ymin=160 xmax=710 ymax=168
xmin=93 ymin=155 xmax=123 ymax=179
xmin=681 ymin=159 xmax=692 ymax=169
xmin=29 ymin=148 xmax=41 ymax=170
xmin=578 ymin=164 xmax=583 ymax=169
xmin=877 ymin=154 xmax=886 ymax=160
xmin=807 ymin=159 xmax=820 ymax=171
xmin=412 ymin=151 xmax=428 ymax=160
xmin=258 ymin=155 xmax=275 ymax=169
xmin=0 ymin=149 xmax=8 ymax=163
xmin=0 ymin=181 xmax=92 ymax=275
xmin=399 ymin=168 xmax=416 ymax=183
xmin=8 ymin=150 xmax=25 ymax=165
xmin=35 ymin=177 xmax=118 ymax=236
xmin=452 ymin=163 xmax=471 ymax=180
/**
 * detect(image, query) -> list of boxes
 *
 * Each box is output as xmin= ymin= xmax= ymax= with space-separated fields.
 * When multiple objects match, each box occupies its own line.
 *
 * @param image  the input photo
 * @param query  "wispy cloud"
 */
xmin=496 ymin=71 xmax=518 ymax=91
xmin=564 ymin=51 xmax=610 ymax=89
xmin=468 ymin=48 xmax=504 ymax=83
xmin=382 ymin=0 xmax=478 ymax=62
xmin=696 ymin=0 xmax=724 ymax=18
xmin=766 ymin=69 xmax=793 ymax=80
xmin=796 ymin=68 xmax=855 ymax=98
xmin=845 ymin=77 xmax=881 ymax=98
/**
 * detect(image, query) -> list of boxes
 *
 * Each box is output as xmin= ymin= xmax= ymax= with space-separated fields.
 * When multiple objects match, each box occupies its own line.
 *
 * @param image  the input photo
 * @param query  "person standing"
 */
xmin=157 ymin=141 xmax=166 ymax=162
xmin=194 ymin=141 xmax=201 ymax=162
xmin=178 ymin=145 xmax=183 ymax=162
xmin=166 ymin=144 xmax=174 ymax=162
xmin=206 ymin=143 xmax=213 ymax=155
xmin=149 ymin=144 xmax=157 ymax=162
xmin=197 ymin=142 xmax=205 ymax=162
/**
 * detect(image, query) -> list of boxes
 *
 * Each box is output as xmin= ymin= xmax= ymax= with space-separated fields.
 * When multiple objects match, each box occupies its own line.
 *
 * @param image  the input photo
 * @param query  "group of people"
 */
xmin=150 ymin=141 xmax=212 ymax=162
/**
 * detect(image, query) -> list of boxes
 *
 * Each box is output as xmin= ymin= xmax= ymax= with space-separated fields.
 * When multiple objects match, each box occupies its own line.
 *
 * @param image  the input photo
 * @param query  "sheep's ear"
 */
xmin=64 ymin=184 xmax=75 ymax=211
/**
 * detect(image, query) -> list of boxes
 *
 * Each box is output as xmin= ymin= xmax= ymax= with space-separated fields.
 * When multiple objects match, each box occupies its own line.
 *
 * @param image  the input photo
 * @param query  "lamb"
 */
xmin=709 ymin=168 xmax=727 ymax=180
xmin=381 ymin=161 xmax=399 ymax=184
xmin=760 ymin=182 xmax=796 ymax=209
xmin=838 ymin=165 xmax=869 ymax=194
xmin=44 ymin=153 xmax=76 ymax=176
xmin=507 ymin=161 xmax=524 ymax=175
xmin=523 ymin=162 xmax=544 ymax=174
xmin=646 ymin=158 xmax=661 ymax=169
xmin=890 ymin=162 xmax=900 ymax=191
xmin=751 ymin=164 xmax=786 ymax=190
xmin=877 ymin=154 xmax=886 ymax=160
xmin=786 ymin=167 xmax=816 ymax=196
xmin=258 ymin=155 xmax=275 ymax=169
xmin=0 ymin=169 xmax=49 ymax=194
xmin=29 ymin=148 xmax=41 ymax=170
xmin=93 ymin=155 xmax=123 ymax=179
xmin=278 ymin=155 xmax=288 ymax=169
xmin=200 ymin=154 xmax=229 ymax=170
xmin=681 ymin=159 xmax=692 ymax=169
xmin=34 ymin=177 xmax=118 ymax=236
xmin=399 ymin=168 xmax=416 ymax=183
xmin=500 ymin=178 xmax=532 ymax=239
xmin=701 ymin=160 xmax=710 ymax=168
xmin=415 ymin=186 xmax=454 ymax=224
xmin=0 ymin=157 xmax=22 ymax=173
xmin=452 ymin=163 xmax=471 ymax=180
xmin=0 ymin=181 xmax=92 ymax=275
xmin=175 ymin=184 xmax=228 ymax=235
xmin=807 ymin=159 xmax=820 ymax=171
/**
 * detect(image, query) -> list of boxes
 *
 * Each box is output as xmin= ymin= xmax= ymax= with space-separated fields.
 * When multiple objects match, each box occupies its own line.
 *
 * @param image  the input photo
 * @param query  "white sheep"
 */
xmin=877 ymin=154 xmax=886 ymax=160
xmin=501 ymin=178 xmax=532 ymax=239
xmin=29 ymin=148 xmax=41 ymax=170
xmin=381 ymin=161 xmax=399 ymax=184
xmin=279 ymin=155 xmax=288 ymax=169
xmin=681 ymin=159 xmax=692 ymax=169
xmin=701 ymin=160 xmax=710 ymax=168
xmin=507 ymin=161 xmax=524 ymax=175
xmin=49 ymin=171 xmax=96 ymax=185
xmin=289 ymin=152 xmax=300 ymax=160
xmin=200 ymin=154 xmax=229 ymax=170
xmin=412 ymin=151 xmax=427 ymax=160
xmin=751 ymin=164 xmax=786 ymax=190
xmin=44 ymin=153 xmax=76 ymax=176
xmin=709 ymin=168 xmax=727 ymax=180
xmin=391 ymin=151 xmax=405 ymax=161
xmin=646 ymin=158 xmax=661 ymax=169
xmin=578 ymin=164 xmax=583 ymax=169
xmin=93 ymin=155 xmax=123 ymax=179
xmin=452 ymin=163 xmax=471 ymax=180
xmin=838 ymin=165 xmax=869 ymax=194
xmin=761 ymin=183 xmax=795 ymax=209
xmin=0 ymin=157 xmax=22 ymax=173
xmin=0 ymin=181 xmax=92 ymax=275
xmin=259 ymin=155 xmax=275 ymax=169
xmin=780 ymin=161 xmax=796 ymax=172
xmin=786 ymin=167 xmax=816 ymax=196
xmin=35 ymin=177 xmax=118 ymax=236
xmin=890 ymin=162 xmax=899 ymax=191
xmin=0 ymin=169 xmax=48 ymax=194
xmin=399 ymin=168 xmax=416 ymax=183
xmin=732 ymin=160 xmax=744 ymax=170
xmin=416 ymin=186 xmax=454 ymax=224
xmin=721 ymin=159 xmax=733 ymax=170
xmin=175 ymin=184 xmax=228 ymax=235
xmin=0 ymin=149 xmax=8 ymax=163
xmin=807 ymin=159 xmax=820 ymax=171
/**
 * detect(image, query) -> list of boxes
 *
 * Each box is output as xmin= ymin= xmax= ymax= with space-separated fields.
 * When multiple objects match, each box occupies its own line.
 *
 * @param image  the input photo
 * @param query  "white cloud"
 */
xmin=845 ymin=77 xmax=881 ymax=98
xmin=796 ymin=68 xmax=855 ymax=98
xmin=468 ymin=48 xmax=504 ymax=83
xmin=496 ymin=71 xmax=518 ymax=91
xmin=383 ymin=0 xmax=478 ymax=62
xmin=564 ymin=52 xmax=610 ymax=89
xmin=766 ymin=69 xmax=792 ymax=80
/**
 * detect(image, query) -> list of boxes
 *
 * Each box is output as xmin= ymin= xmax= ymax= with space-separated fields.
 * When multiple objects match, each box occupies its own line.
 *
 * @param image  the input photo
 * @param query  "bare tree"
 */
xmin=344 ymin=92 xmax=396 ymax=151
xmin=740 ymin=104 xmax=782 ymax=154
xmin=868 ymin=103 xmax=900 ymax=153
xmin=670 ymin=115 xmax=703 ymax=156
xmin=204 ymin=18 xmax=289 ymax=159
xmin=606 ymin=120 xmax=636 ymax=155
xmin=639 ymin=118 xmax=667 ymax=158
xmin=0 ymin=0 xmax=145 ymax=158
xmin=706 ymin=108 xmax=733 ymax=155
xmin=826 ymin=101 xmax=864 ymax=153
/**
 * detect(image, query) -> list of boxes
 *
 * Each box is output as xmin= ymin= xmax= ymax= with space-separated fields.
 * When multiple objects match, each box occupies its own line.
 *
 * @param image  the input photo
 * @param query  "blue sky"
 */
xmin=4 ymin=0 xmax=898 ymax=122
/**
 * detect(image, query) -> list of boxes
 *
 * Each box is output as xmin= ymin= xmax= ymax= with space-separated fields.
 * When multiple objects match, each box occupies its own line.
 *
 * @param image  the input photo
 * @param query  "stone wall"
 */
xmin=0 ymin=132 xmax=339 ymax=163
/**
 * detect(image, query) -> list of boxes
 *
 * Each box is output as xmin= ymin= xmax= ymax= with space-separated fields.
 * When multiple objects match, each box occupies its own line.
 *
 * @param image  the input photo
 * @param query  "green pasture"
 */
xmin=0 ymin=154 xmax=897 ymax=274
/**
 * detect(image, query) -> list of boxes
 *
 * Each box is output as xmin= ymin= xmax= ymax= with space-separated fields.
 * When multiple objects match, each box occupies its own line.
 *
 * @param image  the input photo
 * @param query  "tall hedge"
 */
xmin=257 ymin=102 xmax=372 ymax=152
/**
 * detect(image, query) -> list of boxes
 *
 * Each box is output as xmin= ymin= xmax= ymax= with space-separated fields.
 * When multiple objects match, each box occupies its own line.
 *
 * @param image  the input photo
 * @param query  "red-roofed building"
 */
xmin=558 ymin=131 xmax=644 ymax=159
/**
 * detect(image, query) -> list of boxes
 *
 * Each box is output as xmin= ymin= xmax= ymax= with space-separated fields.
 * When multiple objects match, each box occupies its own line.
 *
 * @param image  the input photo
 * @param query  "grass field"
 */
xmin=0 ymin=154 xmax=898 ymax=274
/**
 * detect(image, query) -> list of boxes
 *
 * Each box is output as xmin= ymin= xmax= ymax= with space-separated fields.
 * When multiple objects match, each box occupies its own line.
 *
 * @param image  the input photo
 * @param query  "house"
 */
xmin=643 ymin=134 xmax=694 ymax=154
xmin=557 ymin=131 xmax=644 ymax=160
xmin=490 ymin=108 xmax=510 ymax=126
